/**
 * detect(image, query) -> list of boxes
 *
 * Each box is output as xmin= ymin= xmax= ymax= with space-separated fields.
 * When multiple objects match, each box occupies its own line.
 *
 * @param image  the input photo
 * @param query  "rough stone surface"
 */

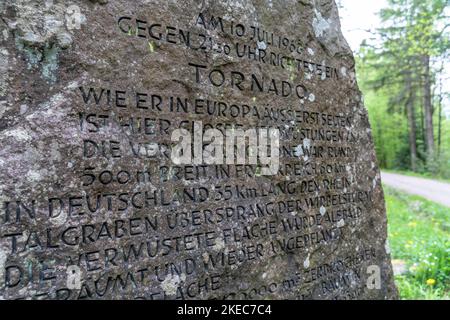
xmin=0 ymin=0 xmax=398 ymax=299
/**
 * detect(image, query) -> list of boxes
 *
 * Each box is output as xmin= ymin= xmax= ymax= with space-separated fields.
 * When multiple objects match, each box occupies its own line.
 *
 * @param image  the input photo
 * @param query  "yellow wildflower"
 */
xmin=426 ymin=279 xmax=436 ymax=286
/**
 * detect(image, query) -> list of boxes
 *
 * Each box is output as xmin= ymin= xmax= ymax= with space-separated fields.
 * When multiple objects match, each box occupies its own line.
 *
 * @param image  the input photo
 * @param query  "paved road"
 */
xmin=381 ymin=172 xmax=450 ymax=208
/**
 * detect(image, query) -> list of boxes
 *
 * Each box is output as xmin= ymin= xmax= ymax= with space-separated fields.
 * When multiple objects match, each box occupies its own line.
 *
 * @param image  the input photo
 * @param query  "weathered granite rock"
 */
xmin=0 ymin=0 xmax=398 ymax=299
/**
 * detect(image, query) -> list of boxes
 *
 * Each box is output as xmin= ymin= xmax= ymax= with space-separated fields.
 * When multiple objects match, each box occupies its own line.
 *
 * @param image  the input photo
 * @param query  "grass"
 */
xmin=384 ymin=185 xmax=450 ymax=299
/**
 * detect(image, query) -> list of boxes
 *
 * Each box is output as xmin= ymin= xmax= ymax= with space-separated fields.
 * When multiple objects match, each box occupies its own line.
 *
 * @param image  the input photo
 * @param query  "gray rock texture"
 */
xmin=0 ymin=0 xmax=398 ymax=299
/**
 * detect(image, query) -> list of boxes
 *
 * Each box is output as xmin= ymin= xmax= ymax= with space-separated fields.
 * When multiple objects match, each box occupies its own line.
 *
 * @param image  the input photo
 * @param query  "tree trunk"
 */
xmin=420 ymin=102 xmax=425 ymax=149
xmin=438 ymin=95 xmax=442 ymax=155
xmin=437 ymin=74 xmax=443 ymax=155
xmin=422 ymin=54 xmax=434 ymax=157
xmin=406 ymin=75 xmax=418 ymax=171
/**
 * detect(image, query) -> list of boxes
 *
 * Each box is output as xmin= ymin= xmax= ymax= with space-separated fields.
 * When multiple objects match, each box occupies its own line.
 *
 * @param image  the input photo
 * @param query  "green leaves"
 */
xmin=357 ymin=0 xmax=449 ymax=172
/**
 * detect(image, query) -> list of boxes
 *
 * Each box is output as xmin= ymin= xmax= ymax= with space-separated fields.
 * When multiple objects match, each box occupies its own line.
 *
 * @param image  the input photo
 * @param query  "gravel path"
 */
xmin=381 ymin=172 xmax=450 ymax=208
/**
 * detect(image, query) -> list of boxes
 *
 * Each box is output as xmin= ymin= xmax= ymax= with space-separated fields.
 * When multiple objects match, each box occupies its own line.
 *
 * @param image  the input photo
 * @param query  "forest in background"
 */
xmin=354 ymin=0 xmax=449 ymax=179
xmin=343 ymin=0 xmax=450 ymax=299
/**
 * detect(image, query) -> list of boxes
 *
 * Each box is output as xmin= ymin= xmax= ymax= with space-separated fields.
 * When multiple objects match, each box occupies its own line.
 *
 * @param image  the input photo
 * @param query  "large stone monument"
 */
xmin=0 ymin=0 xmax=398 ymax=299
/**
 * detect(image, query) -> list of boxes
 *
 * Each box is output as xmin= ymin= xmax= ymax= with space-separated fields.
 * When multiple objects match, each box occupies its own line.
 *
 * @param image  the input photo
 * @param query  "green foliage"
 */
xmin=378 ymin=0 xmax=449 ymax=57
xmin=356 ymin=0 xmax=449 ymax=175
xmin=425 ymin=150 xmax=450 ymax=179
xmin=358 ymin=57 xmax=410 ymax=169
xmin=394 ymin=276 xmax=449 ymax=299
xmin=384 ymin=186 xmax=450 ymax=299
